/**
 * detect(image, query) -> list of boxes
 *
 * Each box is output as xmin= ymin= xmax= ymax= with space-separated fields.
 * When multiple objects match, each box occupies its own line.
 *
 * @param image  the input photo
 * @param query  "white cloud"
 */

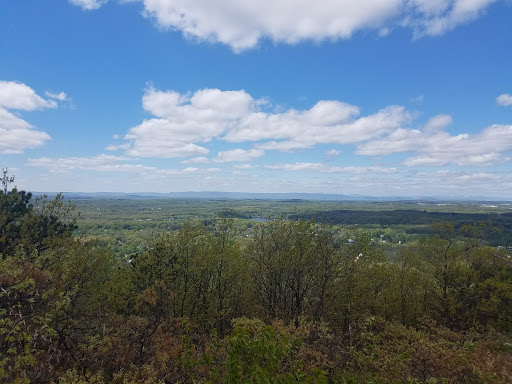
xmin=382 ymin=169 xmax=511 ymax=197
xmin=105 ymin=143 xmax=131 ymax=151
xmin=223 ymin=100 xmax=361 ymax=142
xmin=497 ymin=93 xmax=512 ymax=107
xmin=265 ymin=162 xmax=397 ymax=174
xmin=123 ymin=117 xmax=211 ymax=158
xmin=26 ymin=154 xmax=220 ymax=175
xmin=181 ymin=156 xmax=210 ymax=164
xmin=245 ymin=105 xmax=410 ymax=151
xmin=407 ymin=0 xmax=498 ymax=37
xmin=214 ymin=149 xmax=264 ymax=163
xmin=70 ymin=0 xmax=499 ymax=51
xmin=141 ymin=0 xmax=405 ymax=51
xmin=324 ymin=149 xmax=341 ymax=160
xmin=121 ymin=87 xmax=257 ymax=158
xmin=266 ymin=162 xmax=326 ymax=172
xmin=234 ymin=164 xmax=257 ymax=169
xmin=322 ymin=169 xmax=512 ymax=198
xmin=69 ymin=0 xmax=107 ymax=11
xmin=116 ymin=86 xmax=511 ymax=172
xmin=142 ymin=87 xmax=254 ymax=119
xmin=255 ymin=140 xmax=315 ymax=151
xmin=22 ymin=155 xmax=512 ymax=198
xmin=116 ymin=87 xmax=411 ymax=159
xmin=0 ymin=81 xmax=58 ymax=154
xmin=27 ymin=154 xmax=134 ymax=172
xmin=204 ymin=168 xmax=222 ymax=173
xmin=423 ymin=114 xmax=452 ymax=132
xmin=0 ymin=81 xmax=57 ymax=110
xmin=409 ymin=0 xmax=450 ymax=16
xmin=125 ymin=138 xmax=209 ymax=158
xmin=358 ymin=118 xmax=512 ymax=166
xmin=45 ymin=91 xmax=69 ymax=101
xmin=0 ymin=108 xmax=51 ymax=154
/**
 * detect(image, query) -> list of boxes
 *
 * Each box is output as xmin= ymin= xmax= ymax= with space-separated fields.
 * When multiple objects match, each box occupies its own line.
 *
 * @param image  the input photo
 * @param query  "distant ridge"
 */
xmin=31 ymin=191 xmax=510 ymax=202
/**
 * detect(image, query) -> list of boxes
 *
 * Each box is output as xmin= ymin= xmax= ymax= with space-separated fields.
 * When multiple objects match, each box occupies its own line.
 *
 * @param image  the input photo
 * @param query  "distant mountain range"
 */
xmin=31 ymin=191 xmax=511 ymax=202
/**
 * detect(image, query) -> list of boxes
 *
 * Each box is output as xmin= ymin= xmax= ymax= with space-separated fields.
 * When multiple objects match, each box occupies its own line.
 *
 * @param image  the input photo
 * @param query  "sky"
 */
xmin=1 ymin=0 xmax=511 ymax=198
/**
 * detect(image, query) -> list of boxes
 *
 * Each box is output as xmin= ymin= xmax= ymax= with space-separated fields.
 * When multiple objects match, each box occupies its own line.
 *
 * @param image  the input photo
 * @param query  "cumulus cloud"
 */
xmin=214 ymin=149 xmax=264 ymax=163
xmin=124 ymin=119 xmax=210 ymax=158
xmin=121 ymin=87 xmax=258 ymax=158
xmin=115 ymin=87 xmax=411 ymax=159
xmin=0 ymin=109 xmax=51 ymax=154
xmin=0 ymin=81 xmax=57 ymax=110
xmin=140 ymin=0 xmax=404 ymax=51
xmin=357 ymin=115 xmax=512 ymax=166
xmin=497 ymin=93 xmax=512 ymax=107
xmin=0 ymin=81 xmax=59 ymax=154
xmin=69 ymin=0 xmax=500 ymax=51
xmin=236 ymin=105 xmax=410 ymax=150
xmin=115 ymin=86 xmax=512 ymax=171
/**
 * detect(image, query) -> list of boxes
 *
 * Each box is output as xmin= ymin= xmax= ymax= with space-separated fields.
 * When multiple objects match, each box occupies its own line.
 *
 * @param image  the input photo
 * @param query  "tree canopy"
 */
xmin=1 ymin=174 xmax=511 ymax=383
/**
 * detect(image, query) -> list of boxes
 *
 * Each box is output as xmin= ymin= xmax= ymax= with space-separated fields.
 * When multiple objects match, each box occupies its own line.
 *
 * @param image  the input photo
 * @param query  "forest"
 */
xmin=2 ymin=173 xmax=512 ymax=383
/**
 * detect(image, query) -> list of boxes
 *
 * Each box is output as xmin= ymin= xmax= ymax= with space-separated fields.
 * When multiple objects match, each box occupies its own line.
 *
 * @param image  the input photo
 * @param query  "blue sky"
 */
xmin=1 ymin=0 xmax=511 ymax=198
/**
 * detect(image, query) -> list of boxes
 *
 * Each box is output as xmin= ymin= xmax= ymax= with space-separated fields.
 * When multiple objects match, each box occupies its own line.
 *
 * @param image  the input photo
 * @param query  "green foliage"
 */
xmin=248 ymin=220 xmax=345 ymax=327
xmin=2 ymin=176 xmax=512 ymax=383
xmin=0 ymin=257 xmax=37 ymax=383
xmin=1 ymin=184 xmax=77 ymax=259
xmin=19 ymin=194 xmax=78 ymax=257
xmin=203 ymin=318 xmax=327 ymax=384
xmin=0 ymin=170 xmax=33 ymax=257
xmin=340 ymin=316 xmax=512 ymax=383
xmin=131 ymin=220 xmax=250 ymax=334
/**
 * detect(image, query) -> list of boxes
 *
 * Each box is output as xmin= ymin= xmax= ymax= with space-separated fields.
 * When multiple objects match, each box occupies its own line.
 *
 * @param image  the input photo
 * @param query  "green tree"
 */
xmin=0 ymin=169 xmax=33 ymax=258
xmin=418 ymin=222 xmax=461 ymax=327
xmin=325 ymin=232 xmax=384 ymax=334
xmin=248 ymin=220 xmax=340 ymax=327
xmin=208 ymin=318 xmax=327 ymax=384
